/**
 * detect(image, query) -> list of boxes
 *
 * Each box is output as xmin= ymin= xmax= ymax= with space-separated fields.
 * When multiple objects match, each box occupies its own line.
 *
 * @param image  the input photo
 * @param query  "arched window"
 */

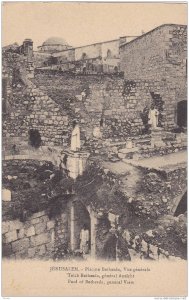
xmin=114 ymin=66 xmax=118 ymax=73
xmin=174 ymin=191 xmax=187 ymax=216
xmin=107 ymin=49 xmax=112 ymax=59
xmin=82 ymin=53 xmax=87 ymax=60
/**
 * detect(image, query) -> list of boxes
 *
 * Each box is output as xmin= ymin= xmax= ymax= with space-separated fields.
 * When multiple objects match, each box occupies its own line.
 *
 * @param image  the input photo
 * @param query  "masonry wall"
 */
xmin=3 ymin=26 xmax=187 ymax=151
xmin=33 ymin=72 xmax=182 ymax=142
xmin=32 ymin=73 xmax=145 ymax=140
xmin=33 ymin=51 xmax=52 ymax=68
xmin=53 ymin=48 xmax=75 ymax=62
xmin=3 ymin=67 xmax=184 ymax=152
xmin=3 ymin=83 xmax=69 ymax=147
xmin=101 ymin=40 xmax=120 ymax=58
xmin=75 ymin=43 xmax=101 ymax=60
xmin=120 ymin=24 xmax=187 ymax=129
xmin=120 ymin=24 xmax=187 ymax=80
xmin=2 ymin=210 xmax=68 ymax=259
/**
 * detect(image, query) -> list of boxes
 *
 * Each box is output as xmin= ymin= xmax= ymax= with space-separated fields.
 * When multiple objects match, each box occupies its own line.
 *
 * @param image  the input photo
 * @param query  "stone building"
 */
xmin=2 ymin=23 xmax=187 ymax=262
xmin=35 ymin=35 xmax=137 ymax=73
xmin=120 ymin=24 xmax=187 ymax=130
xmin=37 ymin=37 xmax=73 ymax=53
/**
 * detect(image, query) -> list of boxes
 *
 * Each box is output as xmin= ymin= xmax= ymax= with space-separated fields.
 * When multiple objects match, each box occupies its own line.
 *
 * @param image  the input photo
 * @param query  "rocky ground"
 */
xmin=2 ymin=157 xmax=187 ymax=261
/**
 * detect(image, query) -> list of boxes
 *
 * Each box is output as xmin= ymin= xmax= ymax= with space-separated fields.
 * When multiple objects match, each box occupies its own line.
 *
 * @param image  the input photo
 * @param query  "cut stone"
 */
xmin=2 ymin=189 xmax=11 ymax=201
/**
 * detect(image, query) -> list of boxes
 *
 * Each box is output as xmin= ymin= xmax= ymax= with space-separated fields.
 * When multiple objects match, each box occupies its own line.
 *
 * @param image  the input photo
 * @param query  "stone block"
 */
xmin=9 ymin=220 xmax=23 ymax=231
xmin=2 ymin=189 xmax=11 ymax=201
xmin=30 ymin=233 xmax=51 ymax=247
xmin=2 ymin=222 xmax=10 ymax=234
xmin=38 ymin=244 xmax=46 ymax=256
xmin=46 ymin=242 xmax=54 ymax=252
xmin=35 ymin=222 xmax=47 ymax=234
xmin=118 ymin=147 xmax=138 ymax=154
xmin=5 ymin=230 xmax=18 ymax=243
xmin=12 ymin=238 xmax=30 ymax=253
xmin=26 ymin=226 xmax=35 ymax=237
xmin=2 ymin=243 xmax=12 ymax=257
xmin=28 ymin=247 xmax=36 ymax=258
xmin=30 ymin=217 xmax=41 ymax=225
xmin=17 ymin=228 xmax=25 ymax=239
xmin=31 ymin=210 xmax=46 ymax=219
xmin=40 ymin=215 xmax=49 ymax=223
xmin=47 ymin=220 xmax=55 ymax=230
xmin=15 ymin=250 xmax=28 ymax=259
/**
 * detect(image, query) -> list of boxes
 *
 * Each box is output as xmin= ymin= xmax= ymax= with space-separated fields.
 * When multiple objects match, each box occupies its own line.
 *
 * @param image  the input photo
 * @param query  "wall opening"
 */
xmin=96 ymin=215 xmax=117 ymax=260
xmin=174 ymin=191 xmax=187 ymax=217
xmin=82 ymin=67 xmax=87 ymax=74
xmin=107 ymin=49 xmax=112 ymax=59
xmin=28 ymin=129 xmax=42 ymax=148
xmin=70 ymin=201 xmax=91 ymax=253
xmin=150 ymin=92 xmax=164 ymax=127
xmin=177 ymin=100 xmax=187 ymax=128
xmin=82 ymin=53 xmax=87 ymax=60
xmin=114 ymin=66 xmax=118 ymax=73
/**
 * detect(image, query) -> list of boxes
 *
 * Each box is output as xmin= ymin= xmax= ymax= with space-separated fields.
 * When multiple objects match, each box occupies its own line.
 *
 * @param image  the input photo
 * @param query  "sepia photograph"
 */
xmin=1 ymin=1 xmax=187 ymax=297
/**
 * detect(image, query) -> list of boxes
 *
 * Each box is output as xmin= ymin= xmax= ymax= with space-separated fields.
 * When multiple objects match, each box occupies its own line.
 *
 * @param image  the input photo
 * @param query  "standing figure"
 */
xmin=71 ymin=121 xmax=80 ymax=152
xmin=148 ymin=105 xmax=159 ymax=128
xmin=80 ymin=224 xmax=89 ymax=255
xmin=93 ymin=126 xmax=102 ymax=139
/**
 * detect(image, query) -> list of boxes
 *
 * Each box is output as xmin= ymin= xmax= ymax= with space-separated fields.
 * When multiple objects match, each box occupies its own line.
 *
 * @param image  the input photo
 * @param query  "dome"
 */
xmin=42 ymin=37 xmax=68 ymax=46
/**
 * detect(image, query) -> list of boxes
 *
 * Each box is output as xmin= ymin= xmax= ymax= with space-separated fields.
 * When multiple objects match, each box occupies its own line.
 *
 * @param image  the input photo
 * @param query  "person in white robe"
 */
xmin=71 ymin=121 xmax=80 ymax=152
xmin=148 ymin=106 xmax=159 ymax=128
xmin=80 ymin=224 xmax=89 ymax=254
xmin=93 ymin=126 xmax=102 ymax=139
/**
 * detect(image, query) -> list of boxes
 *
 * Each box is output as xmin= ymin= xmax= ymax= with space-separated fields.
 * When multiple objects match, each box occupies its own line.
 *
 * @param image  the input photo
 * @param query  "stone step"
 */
xmin=135 ymin=138 xmax=151 ymax=145
xmin=119 ymin=147 xmax=139 ymax=154
xmin=118 ymin=147 xmax=139 ymax=159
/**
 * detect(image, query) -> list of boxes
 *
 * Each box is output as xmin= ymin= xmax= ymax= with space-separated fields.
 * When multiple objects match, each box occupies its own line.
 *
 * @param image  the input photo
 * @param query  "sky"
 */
xmin=2 ymin=2 xmax=187 ymax=50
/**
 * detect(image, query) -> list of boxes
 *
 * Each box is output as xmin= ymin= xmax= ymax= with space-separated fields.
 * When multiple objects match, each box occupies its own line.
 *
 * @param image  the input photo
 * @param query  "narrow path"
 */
xmin=123 ymin=150 xmax=187 ymax=170
xmin=102 ymin=160 xmax=143 ymax=197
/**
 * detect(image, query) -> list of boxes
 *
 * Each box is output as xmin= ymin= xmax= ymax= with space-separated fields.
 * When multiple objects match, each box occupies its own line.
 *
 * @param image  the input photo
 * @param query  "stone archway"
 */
xmin=171 ymin=189 xmax=187 ymax=216
xmin=70 ymin=200 xmax=91 ymax=253
xmin=69 ymin=201 xmax=98 ymax=258
xmin=174 ymin=191 xmax=187 ymax=217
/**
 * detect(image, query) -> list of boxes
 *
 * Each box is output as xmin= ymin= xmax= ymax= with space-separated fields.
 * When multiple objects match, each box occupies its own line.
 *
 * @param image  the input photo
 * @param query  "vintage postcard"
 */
xmin=1 ymin=1 xmax=187 ymax=297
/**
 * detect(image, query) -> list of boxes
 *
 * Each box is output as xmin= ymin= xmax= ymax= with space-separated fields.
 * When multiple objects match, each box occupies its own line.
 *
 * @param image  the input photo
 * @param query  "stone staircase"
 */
xmin=116 ymin=131 xmax=187 ymax=161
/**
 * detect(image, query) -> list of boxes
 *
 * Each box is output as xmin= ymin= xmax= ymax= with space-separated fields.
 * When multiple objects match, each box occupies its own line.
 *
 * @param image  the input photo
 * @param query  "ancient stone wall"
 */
xmin=33 ymin=51 xmax=52 ymax=68
xmin=2 ymin=81 xmax=69 ymax=148
xmin=120 ymin=24 xmax=187 ymax=130
xmin=75 ymin=43 xmax=101 ymax=61
xmin=3 ymin=26 xmax=187 ymax=150
xmin=53 ymin=48 xmax=75 ymax=62
xmin=33 ymin=72 xmax=182 ymax=141
xmin=2 ymin=210 xmax=68 ymax=259
xmin=120 ymin=24 xmax=187 ymax=80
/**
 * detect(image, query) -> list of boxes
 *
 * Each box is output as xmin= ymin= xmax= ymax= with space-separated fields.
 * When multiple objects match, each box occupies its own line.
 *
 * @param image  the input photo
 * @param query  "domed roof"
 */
xmin=42 ymin=37 xmax=68 ymax=46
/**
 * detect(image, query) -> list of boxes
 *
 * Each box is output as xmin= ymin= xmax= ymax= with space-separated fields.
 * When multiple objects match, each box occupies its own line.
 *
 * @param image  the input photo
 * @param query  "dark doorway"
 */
xmin=96 ymin=216 xmax=117 ymax=260
xmin=114 ymin=66 xmax=118 ymax=73
xmin=174 ymin=191 xmax=187 ymax=216
xmin=107 ymin=49 xmax=112 ymax=59
xmin=177 ymin=100 xmax=187 ymax=128
xmin=71 ymin=201 xmax=91 ymax=252
xmin=28 ymin=129 xmax=42 ymax=148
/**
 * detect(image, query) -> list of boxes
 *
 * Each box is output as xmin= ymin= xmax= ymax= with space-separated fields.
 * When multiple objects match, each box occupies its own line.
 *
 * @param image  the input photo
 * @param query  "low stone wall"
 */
xmin=2 ymin=210 xmax=68 ymax=260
